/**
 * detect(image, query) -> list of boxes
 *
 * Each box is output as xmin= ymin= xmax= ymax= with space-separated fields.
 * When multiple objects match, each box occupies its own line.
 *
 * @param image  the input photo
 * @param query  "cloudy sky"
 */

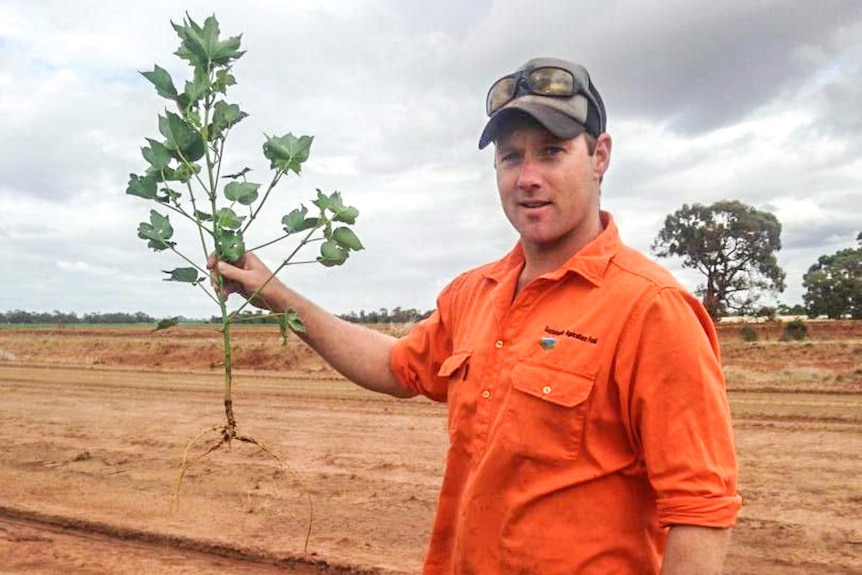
xmin=1 ymin=0 xmax=860 ymax=319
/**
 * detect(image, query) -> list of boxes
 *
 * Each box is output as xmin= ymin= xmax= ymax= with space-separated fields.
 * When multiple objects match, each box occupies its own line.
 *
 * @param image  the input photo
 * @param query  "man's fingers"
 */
xmin=206 ymin=252 xmax=249 ymax=271
xmin=206 ymin=254 xmax=272 ymax=309
xmin=214 ymin=260 xmax=242 ymax=282
xmin=212 ymin=262 xmax=255 ymax=298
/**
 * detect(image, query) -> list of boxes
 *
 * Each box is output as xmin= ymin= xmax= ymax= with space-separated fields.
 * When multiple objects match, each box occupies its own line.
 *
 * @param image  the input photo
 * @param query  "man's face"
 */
xmin=494 ymin=122 xmax=611 ymax=260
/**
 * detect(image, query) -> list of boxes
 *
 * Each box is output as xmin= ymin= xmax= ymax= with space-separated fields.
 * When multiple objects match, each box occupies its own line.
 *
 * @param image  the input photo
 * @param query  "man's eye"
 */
xmin=544 ymin=146 xmax=564 ymax=157
xmin=499 ymin=153 xmax=520 ymax=164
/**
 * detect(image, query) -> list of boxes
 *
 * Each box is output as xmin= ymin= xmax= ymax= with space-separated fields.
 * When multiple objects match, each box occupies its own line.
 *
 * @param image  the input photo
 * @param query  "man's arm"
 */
xmin=209 ymin=252 xmax=414 ymax=398
xmin=661 ymin=525 xmax=730 ymax=575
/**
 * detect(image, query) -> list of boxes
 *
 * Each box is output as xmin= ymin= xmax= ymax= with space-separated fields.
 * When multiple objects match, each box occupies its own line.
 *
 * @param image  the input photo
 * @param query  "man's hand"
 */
xmin=207 ymin=251 xmax=410 ymax=398
xmin=206 ymin=252 xmax=284 ymax=311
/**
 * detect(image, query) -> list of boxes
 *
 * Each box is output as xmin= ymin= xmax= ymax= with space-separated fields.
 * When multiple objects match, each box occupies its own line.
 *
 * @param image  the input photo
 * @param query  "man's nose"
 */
xmin=517 ymin=156 xmax=542 ymax=189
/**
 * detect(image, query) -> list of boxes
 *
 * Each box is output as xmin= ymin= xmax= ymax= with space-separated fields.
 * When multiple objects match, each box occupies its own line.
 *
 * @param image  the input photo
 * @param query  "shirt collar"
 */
xmin=484 ymin=211 xmax=621 ymax=287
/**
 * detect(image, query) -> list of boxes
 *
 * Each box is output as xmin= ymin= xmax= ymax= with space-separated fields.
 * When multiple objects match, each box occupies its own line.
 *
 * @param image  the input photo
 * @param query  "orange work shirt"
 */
xmin=390 ymin=212 xmax=741 ymax=574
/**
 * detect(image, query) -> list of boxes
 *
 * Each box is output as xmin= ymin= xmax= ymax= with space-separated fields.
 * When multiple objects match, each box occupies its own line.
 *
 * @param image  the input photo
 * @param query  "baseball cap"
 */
xmin=478 ymin=57 xmax=606 ymax=149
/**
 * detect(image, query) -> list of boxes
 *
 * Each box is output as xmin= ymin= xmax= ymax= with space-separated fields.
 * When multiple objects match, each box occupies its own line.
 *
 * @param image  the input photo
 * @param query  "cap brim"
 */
xmin=478 ymin=101 xmax=586 ymax=149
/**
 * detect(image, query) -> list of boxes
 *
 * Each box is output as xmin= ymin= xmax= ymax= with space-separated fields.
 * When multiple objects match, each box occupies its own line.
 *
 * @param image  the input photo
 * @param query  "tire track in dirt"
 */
xmin=0 ymin=506 xmax=386 ymax=575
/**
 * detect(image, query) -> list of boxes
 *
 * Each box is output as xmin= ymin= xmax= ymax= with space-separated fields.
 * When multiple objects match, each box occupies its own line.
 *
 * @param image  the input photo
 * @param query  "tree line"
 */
xmin=0 ymin=310 xmax=157 ymax=324
xmin=339 ymin=307 xmax=433 ymax=324
xmin=0 ymin=308 xmax=435 ymax=326
xmin=211 ymin=307 xmax=433 ymax=325
xmin=652 ymin=200 xmax=861 ymax=320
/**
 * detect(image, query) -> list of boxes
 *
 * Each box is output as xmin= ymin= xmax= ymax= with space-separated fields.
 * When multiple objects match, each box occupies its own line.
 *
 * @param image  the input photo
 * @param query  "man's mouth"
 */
xmin=520 ymin=200 xmax=551 ymax=209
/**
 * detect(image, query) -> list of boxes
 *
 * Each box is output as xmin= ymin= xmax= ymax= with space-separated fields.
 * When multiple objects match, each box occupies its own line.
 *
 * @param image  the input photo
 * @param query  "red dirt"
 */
xmin=0 ymin=320 xmax=860 ymax=574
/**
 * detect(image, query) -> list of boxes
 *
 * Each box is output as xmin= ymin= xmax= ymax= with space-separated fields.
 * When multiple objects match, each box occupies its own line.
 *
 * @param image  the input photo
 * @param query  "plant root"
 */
xmin=170 ymin=399 xmax=314 ymax=554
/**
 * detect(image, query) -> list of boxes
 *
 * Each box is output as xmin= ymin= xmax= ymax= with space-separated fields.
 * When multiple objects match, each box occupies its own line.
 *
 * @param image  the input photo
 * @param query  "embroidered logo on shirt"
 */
xmin=544 ymin=326 xmax=598 ymax=345
xmin=539 ymin=337 xmax=557 ymax=350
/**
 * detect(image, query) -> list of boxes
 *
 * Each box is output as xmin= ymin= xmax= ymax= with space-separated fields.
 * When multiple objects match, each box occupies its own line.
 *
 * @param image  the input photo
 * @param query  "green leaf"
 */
xmin=333 ymin=206 xmax=359 ymax=224
xmin=185 ymin=108 xmax=202 ymax=128
xmin=312 ymin=188 xmax=334 ymax=211
xmin=144 ymin=165 xmax=165 ymax=183
xmin=153 ymin=316 xmax=180 ymax=332
xmin=282 ymin=206 xmax=320 ymax=233
xmin=194 ymin=210 xmax=213 ymax=222
xmin=126 ymin=173 xmax=158 ymax=200
xmin=224 ymin=181 xmax=260 ymax=205
xmin=313 ymin=190 xmax=359 ymax=223
xmin=216 ymin=207 xmax=244 ymax=230
xmin=278 ymin=313 xmax=288 ymax=345
xmin=156 ymin=186 xmax=181 ymax=203
xmin=142 ymin=139 xmax=172 ymax=170
xmin=222 ymin=167 xmax=251 ymax=180
xmin=285 ymin=308 xmax=305 ymax=333
xmin=169 ymin=162 xmax=200 ymax=184
xmin=277 ymin=309 xmax=305 ymax=344
xmin=211 ymin=36 xmax=244 ymax=65
xmin=216 ymin=229 xmax=244 ymax=262
xmin=172 ymin=15 xmax=245 ymax=69
xmin=140 ymin=65 xmax=178 ymax=100
xmin=171 ymin=15 xmax=210 ymax=68
xmin=332 ymin=227 xmax=364 ymax=251
xmin=211 ymin=101 xmax=248 ymax=139
xmin=137 ymin=210 xmax=174 ymax=251
xmin=162 ymin=267 xmax=202 ymax=283
xmin=159 ymin=111 xmax=205 ymax=163
xmin=175 ymin=93 xmax=191 ymax=112
xmin=318 ymin=238 xmax=348 ymax=267
xmin=262 ymin=133 xmax=313 ymax=174
xmin=213 ymin=69 xmax=236 ymax=94
xmin=183 ymin=68 xmax=210 ymax=106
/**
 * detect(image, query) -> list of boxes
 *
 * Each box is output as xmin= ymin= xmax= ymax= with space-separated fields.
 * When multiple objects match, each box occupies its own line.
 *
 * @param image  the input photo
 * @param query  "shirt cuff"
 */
xmin=657 ymin=494 xmax=743 ymax=528
xmin=389 ymin=336 xmax=432 ymax=399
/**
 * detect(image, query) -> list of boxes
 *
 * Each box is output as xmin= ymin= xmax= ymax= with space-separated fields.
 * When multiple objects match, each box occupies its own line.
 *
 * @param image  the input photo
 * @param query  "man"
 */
xmin=210 ymin=57 xmax=741 ymax=574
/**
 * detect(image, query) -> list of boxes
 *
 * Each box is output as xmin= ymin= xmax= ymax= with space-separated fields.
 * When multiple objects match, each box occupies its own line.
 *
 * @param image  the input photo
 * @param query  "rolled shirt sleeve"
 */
xmin=615 ymin=286 xmax=742 ymax=528
xmin=389 ymin=277 xmax=462 ymax=402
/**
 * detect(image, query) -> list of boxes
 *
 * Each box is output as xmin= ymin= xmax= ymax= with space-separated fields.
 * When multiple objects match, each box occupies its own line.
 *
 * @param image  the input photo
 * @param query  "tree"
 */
xmin=802 ymin=232 xmax=862 ymax=319
xmin=777 ymin=303 xmax=806 ymax=316
xmin=652 ymin=200 xmax=786 ymax=320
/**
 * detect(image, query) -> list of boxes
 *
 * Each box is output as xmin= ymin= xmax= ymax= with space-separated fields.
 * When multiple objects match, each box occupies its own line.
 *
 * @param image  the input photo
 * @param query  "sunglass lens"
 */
xmin=529 ymin=68 xmax=574 ymax=96
xmin=487 ymin=76 xmax=516 ymax=115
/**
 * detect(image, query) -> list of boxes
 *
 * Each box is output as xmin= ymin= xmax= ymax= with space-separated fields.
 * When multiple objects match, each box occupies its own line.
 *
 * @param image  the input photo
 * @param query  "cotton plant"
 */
xmin=126 ymin=14 xmax=362 ymax=528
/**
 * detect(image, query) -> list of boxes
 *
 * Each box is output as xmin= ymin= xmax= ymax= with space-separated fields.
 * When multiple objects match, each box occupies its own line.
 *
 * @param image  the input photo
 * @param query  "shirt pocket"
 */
xmin=437 ymin=351 xmax=473 ymax=437
xmin=503 ymin=360 xmax=596 ymax=462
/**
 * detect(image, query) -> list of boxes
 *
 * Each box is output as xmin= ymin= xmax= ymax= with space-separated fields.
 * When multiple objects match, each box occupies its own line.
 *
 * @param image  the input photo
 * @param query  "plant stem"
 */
xmin=221 ymin=302 xmax=235 ymax=427
xmin=248 ymin=232 xmax=293 ymax=252
xmin=242 ymin=170 xmax=283 ymax=234
xmin=159 ymin=199 xmax=206 ymax=230
xmin=168 ymin=246 xmax=209 ymax=276
xmin=196 ymin=282 xmax=221 ymax=307
xmin=184 ymin=180 xmax=211 ymax=260
xmin=193 ymin=78 xmax=237 ymax=430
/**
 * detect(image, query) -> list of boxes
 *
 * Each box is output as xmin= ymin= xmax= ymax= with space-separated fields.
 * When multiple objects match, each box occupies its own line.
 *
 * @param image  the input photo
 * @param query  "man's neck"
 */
xmin=515 ymin=216 xmax=605 ymax=295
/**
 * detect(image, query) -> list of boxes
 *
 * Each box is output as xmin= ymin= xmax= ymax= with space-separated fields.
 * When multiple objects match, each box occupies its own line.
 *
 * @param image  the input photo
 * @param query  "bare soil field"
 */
xmin=0 ymin=320 xmax=860 ymax=574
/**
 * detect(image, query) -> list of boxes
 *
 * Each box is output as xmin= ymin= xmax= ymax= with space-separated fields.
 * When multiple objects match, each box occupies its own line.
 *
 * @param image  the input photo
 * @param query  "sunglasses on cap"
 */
xmin=485 ymin=66 xmax=603 ymax=128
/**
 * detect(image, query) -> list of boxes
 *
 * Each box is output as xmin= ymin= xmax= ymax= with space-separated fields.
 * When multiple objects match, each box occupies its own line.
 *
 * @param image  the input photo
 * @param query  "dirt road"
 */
xmin=0 ymin=508 xmax=370 ymax=575
xmin=0 ymin=324 xmax=860 ymax=573
xmin=0 ymin=362 xmax=445 ymax=574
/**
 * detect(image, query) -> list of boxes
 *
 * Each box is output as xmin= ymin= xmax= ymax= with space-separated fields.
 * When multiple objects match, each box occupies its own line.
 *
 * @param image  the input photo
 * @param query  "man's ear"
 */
xmin=594 ymin=133 xmax=612 ymax=180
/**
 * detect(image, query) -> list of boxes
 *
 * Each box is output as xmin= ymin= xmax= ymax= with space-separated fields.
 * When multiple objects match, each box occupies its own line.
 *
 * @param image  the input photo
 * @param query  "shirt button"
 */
xmin=495 ymin=340 xmax=504 ymax=349
xmin=542 ymin=386 xmax=552 ymax=395
xmin=482 ymin=390 xmax=491 ymax=399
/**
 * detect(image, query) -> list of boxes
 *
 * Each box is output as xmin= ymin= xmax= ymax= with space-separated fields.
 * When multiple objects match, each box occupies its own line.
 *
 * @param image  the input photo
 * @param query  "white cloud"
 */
xmin=1 ymin=0 xmax=861 ymax=318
